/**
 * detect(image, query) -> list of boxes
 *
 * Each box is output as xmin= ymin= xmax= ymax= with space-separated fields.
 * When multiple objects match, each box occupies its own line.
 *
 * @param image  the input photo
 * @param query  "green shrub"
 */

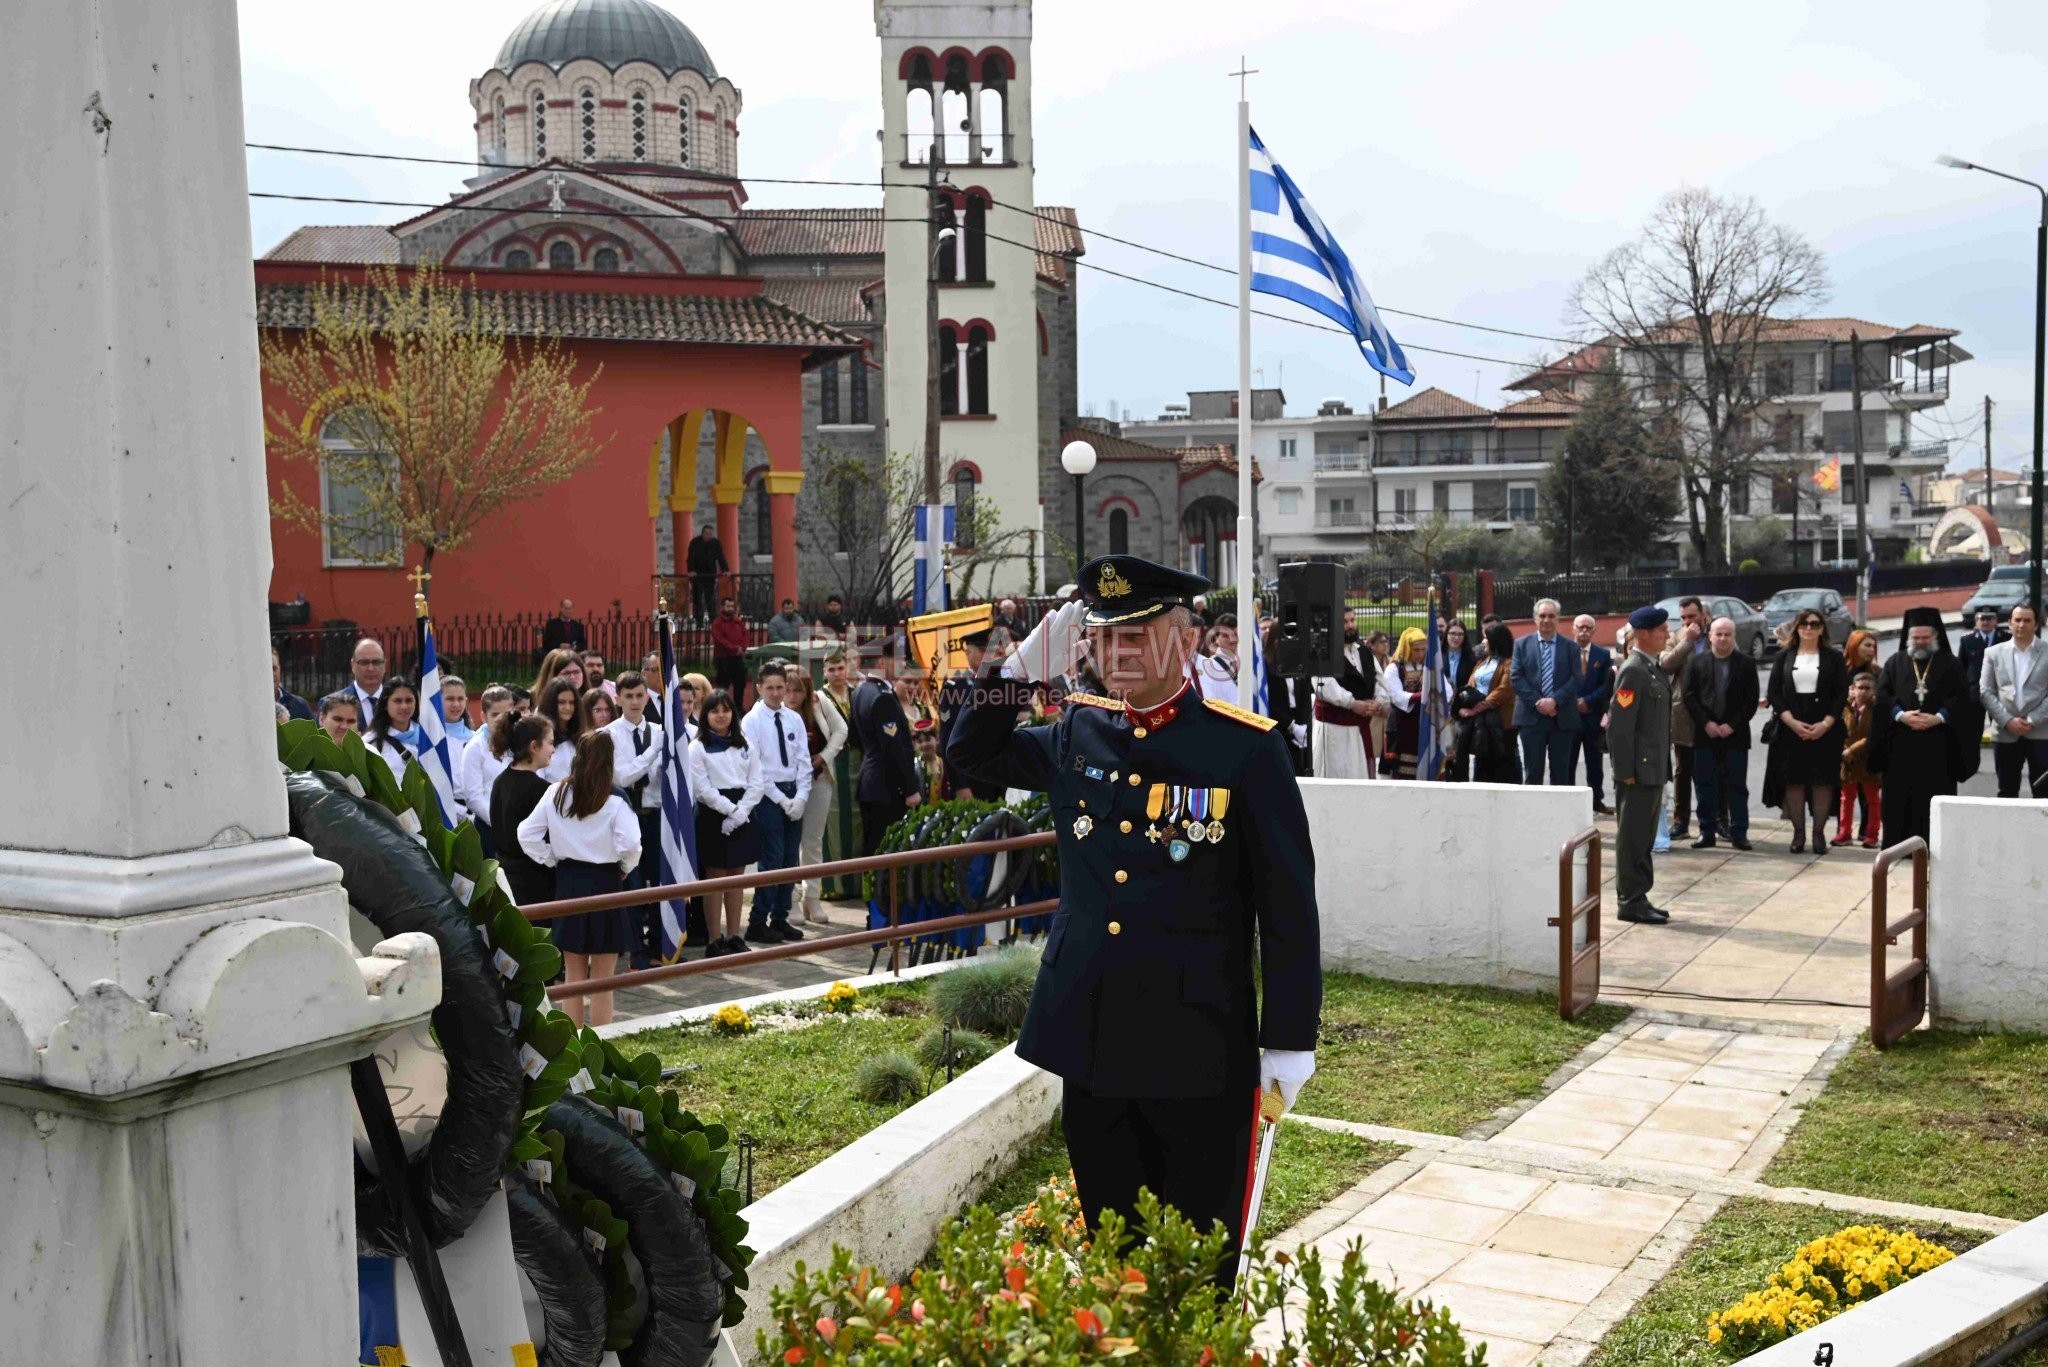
xmin=914 ymin=1026 xmax=996 ymax=1073
xmin=762 ymin=1193 xmax=1485 ymax=1366
xmin=1738 ymin=557 xmax=1762 ymax=573
xmin=852 ymin=1051 xmax=925 ymax=1106
xmin=930 ymin=947 xmax=1038 ymax=1037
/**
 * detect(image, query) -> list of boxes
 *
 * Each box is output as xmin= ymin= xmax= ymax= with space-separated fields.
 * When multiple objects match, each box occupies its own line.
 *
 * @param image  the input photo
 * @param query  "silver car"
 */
xmin=1761 ymin=588 xmax=1854 ymax=651
xmin=1655 ymin=595 xmax=1773 ymax=659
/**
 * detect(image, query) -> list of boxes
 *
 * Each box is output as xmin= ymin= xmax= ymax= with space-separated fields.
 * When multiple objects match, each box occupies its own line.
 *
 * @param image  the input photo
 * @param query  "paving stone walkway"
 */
xmin=1269 ymin=1012 xmax=2012 ymax=1367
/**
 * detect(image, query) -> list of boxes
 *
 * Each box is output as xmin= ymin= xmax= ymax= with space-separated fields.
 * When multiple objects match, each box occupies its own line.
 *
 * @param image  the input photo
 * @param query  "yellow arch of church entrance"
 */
xmin=647 ymin=409 xmax=804 ymax=614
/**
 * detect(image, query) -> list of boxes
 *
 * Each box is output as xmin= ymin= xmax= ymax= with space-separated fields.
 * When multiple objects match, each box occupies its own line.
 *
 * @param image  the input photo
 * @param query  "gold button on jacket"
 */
xmin=1107 ymin=921 xmax=1122 ymax=935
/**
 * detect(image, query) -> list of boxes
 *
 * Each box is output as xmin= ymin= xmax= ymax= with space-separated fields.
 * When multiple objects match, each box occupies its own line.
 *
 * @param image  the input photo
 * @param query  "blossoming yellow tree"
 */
xmin=263 ymin=264 xmax=606 ymax=575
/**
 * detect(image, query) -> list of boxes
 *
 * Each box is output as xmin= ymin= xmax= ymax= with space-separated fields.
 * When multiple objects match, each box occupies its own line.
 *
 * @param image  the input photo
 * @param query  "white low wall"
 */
xmin=1929 ymin=796 xmax=2048 ymax=1031
xmin=1302 ymin=778 xmax=1595 ymax=993
xmin=727 ymin=1045 xmax=1059 ymax=1359
xmin=1738 ymin=1209 xmax=2048 ymax=1367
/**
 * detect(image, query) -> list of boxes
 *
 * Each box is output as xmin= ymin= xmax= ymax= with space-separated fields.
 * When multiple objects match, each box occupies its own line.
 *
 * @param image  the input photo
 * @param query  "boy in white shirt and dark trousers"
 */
xmin=605 ymin=671 xmax=669 ymax=968
xmin=742 ymin=662 xmax=812 ymax=943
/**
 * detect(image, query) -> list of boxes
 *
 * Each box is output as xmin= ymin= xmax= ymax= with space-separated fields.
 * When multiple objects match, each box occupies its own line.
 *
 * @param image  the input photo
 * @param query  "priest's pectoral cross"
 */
xmin=1915 ymin=679 xmax=1929 ymax=706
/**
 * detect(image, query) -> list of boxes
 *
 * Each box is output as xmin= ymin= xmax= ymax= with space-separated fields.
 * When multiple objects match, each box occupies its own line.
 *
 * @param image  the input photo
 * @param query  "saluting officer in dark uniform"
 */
xmin=851 ymin=642 xmax=922 ymax=856
xmin=935 ymin=628 xmax=992 ymax=799
xmin=947 ymin=555 xmax=1321 ymax=1270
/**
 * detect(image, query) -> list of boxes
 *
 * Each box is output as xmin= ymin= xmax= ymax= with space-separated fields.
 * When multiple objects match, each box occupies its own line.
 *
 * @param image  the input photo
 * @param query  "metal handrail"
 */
xmin=1551 ymin=825 xmax=1604 ymax=1021
xmin=1871 ymin=837 xmax=1930 ymax=1049
xmin=528 ymin=829 xmax=1059 ymax=1000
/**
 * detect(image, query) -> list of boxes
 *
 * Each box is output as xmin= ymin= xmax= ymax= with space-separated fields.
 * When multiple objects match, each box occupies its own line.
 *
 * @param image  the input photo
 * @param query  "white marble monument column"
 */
xmin=0 ymin=3 xmax=441 ymax=1363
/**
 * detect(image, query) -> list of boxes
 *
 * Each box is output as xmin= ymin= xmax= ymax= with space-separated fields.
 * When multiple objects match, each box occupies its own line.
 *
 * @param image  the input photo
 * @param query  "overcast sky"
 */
xmin=241 ymin=0 xmax=2048 ymax=468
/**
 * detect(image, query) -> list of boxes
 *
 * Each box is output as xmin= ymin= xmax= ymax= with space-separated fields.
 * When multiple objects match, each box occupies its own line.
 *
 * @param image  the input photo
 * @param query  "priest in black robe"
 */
xmin=1869 ymin=606 xmax=1970 ymax=847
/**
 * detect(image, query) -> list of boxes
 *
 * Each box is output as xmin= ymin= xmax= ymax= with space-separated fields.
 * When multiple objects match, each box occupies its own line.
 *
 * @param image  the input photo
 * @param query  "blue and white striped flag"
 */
xmin=1417 ymin=592 xmax=1448 ymax=782
xmin=1249 ymin=128 xmax=1413 ymax=385
xmin=656 ymin=614 xmax=699 ymax=962
xmin=912 ymin=503 xmax=954 ymax=613
xmin=1248 ymin=616 xmax=1270 ymax=716
xmin=414 ymin=605 xmax=460 ymax=829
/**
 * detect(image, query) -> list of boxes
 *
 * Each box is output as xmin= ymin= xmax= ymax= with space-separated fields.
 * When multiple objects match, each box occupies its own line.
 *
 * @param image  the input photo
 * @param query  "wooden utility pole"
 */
xmin=1851 ymin=332 xmax=1870 ymax=622
xmin=923 ymin=150 xmax=943 ymax=505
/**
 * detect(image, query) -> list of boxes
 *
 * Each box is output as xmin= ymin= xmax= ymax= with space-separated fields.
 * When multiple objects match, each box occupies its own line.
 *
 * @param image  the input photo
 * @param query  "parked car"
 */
xmin=1761 ymin=588 xmax=1854 ymax=651
xmin=1961 ymin=577 xmax=2030 ymax=629
xmin=1654 ymin=595 xmax=1772 ymax=659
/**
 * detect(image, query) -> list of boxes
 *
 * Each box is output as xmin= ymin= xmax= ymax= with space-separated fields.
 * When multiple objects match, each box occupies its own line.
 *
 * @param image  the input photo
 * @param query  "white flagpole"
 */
xmin=1235 ymin=73 xmax=1257 ymax=703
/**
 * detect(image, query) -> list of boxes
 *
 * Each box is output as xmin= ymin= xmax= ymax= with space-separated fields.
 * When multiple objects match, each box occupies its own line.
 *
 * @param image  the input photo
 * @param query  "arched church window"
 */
xmin=1109 ymin=508 xmax=1131 ymax=555
xmin=952 ymin=466 xmax=978 ymax=548
xmin=904 ymin=52 xmax=934 ymax=164
xmin=849 ymin=360 xmax=869 ymax=424
xmin=977 ymin=55 xmax=1007 ymax=161
xmin=752 ymin=475 xmax=772 ymax=554
xmin=819 ymin=359 xmax=840 ymax=425
xmin=493 ymin=95 xmax=507 ymax=159
xmin=629 ymin=90 xmax=648 ymax=161
xmin=933 ymin=199 xmax=960 ymax=283
xmin=964 ymin=194 xmax=988 ymax=282
xmin=504 ymin=248 xmax=533 ymax=269
xmin=579 ymin=86 xmax=597 ymax=160
xmin=531 ymin=87 xmax=549 ymax=160
xmin=548 ymin=240 xmax=576 ymax=270
xmin=678 ymin=95 xmax=691 ymax=166
xmin=938 ymin=325 xmax=959 ymax=417
xmin=941 ymin=54 xmax=971 ymax=165
xmin=965 ymin=323 xmax=992 ymax=415
xmin=592 ymin=247 xmax=619 ymax=272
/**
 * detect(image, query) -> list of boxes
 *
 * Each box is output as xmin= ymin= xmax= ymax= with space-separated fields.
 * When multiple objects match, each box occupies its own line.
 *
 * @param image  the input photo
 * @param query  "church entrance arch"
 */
xmin=1181 ymin=495 xmax=1238 ymax=586
xmin=648 ymin=407 xmax=800 ymax=616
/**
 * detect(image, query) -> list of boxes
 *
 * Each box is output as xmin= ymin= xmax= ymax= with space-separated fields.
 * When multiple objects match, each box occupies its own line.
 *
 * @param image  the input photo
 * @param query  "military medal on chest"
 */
xmin=1072 ymin=814 xmax=1094 ymax=840
xmin=1184 ymin=787 xmax=1210 ymax=843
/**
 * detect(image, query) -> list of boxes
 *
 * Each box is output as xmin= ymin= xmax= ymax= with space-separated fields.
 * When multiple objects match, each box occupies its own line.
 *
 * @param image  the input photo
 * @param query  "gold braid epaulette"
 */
xmin=1204 ymin=698 xmax=1278 ymax=731
xmin=1064 ymin=692 xmax=1126 ymax=711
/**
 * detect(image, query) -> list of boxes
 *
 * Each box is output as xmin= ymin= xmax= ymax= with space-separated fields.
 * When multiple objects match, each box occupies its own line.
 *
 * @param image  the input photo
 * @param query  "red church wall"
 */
xmin=263 ymin=324 xmax=809 ymax=629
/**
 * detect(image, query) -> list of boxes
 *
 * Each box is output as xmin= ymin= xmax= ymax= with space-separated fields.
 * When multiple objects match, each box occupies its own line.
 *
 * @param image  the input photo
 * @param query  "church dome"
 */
xmin=494 ymin=0 xmax=718 ymax=79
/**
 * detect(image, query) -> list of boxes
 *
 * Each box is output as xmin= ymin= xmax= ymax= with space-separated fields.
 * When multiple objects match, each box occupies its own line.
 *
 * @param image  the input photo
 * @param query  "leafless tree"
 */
xmin=1569 ymin=187 xmax=1829 ymax=569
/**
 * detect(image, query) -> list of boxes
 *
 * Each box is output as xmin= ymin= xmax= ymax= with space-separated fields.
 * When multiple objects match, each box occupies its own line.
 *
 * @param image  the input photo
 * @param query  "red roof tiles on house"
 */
xmin=264 ymin=225 xmax=402 ymax=263
xmin=1374 ymin=386 xmax=1495 ymax=422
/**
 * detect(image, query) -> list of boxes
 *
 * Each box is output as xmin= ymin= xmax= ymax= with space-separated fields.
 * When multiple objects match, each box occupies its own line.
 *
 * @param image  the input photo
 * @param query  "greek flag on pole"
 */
xmin=414 ymin=609 xmax=460 ymax=829
xmin=1249 ymin=128 xmax=1414 ymax=385
xmin=1418 ymin=593 xmax=1448 ymax=782
xmin=1248 ymin=617 xmax=1270 ymax=716
xmin=912 ymin=503 xmax=954 ymax=613
xmin=657 ymin=614 xmax=699 ymax=962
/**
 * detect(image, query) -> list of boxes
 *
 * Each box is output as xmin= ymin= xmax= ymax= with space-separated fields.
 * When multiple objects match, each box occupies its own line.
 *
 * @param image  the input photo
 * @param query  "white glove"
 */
xmin=721 ymin=813 xmax=744 ymax=836
xmin=1289 ymin=722 xmax=1308 ymax=748
xmin=784 ymin=797 xmax=806 ymax=822
xmin=1005 ymin=599 xmax=1088 ymax=685
xmin=1260 ymin=1049 xmax=1317 ymax=1113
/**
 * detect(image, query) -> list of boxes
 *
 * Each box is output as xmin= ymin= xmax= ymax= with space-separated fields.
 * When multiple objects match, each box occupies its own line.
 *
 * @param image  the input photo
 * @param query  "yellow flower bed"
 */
xmin=822 ymin=982 xmax=860 ymax=1015
xmin=1708 ymin=1225 xmax=1956 ymax=1354
xmin=712 ymin=1003 xmax=753 ymax=1036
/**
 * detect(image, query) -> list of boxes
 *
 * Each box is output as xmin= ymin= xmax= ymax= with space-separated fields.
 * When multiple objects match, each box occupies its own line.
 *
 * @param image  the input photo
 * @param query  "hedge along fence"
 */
xmin=275 ymin=717 xmax=758 ymax=1354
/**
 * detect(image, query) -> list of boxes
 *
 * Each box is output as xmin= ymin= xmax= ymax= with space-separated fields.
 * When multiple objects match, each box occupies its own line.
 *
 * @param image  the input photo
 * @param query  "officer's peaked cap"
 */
xmin=1076 ymin=555 xmax=1211 ymax=627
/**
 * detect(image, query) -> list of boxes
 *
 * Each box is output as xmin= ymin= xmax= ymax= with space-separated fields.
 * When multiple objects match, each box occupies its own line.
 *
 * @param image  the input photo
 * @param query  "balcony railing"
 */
xmin=901 ymin=132 xmax=1015 ymax=166
xmin=1316 ymin=510 xmax=1368 ymax=528
xmin=1314 ymin=452 xmax=1367 ymax=473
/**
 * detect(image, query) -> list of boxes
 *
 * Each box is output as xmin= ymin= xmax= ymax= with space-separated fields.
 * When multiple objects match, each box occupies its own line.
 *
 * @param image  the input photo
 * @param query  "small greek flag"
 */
xmin=912 ymin=503 xmax=954 ymax=613
xmin=413 ymin=605 xmax=460 ymax=829
xmin=1248 ymin=616 xmax=1270 ymax=716
xmin=656 ymin=614 xmax=699 ymax=962
xmin=1249 ymin=128 xmax=1413 ymax=385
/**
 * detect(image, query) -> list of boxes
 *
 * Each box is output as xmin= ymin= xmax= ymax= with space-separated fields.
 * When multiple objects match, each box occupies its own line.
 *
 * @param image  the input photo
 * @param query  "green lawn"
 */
xmin=1298 ymin=975 xmax=1630 ymax=1134
xmin=1764 ymin=1029 xmax=2048 ymax=1221
xmin=1586 ymin=1198 xmax=1988 ymax=1367
xmin=633 ymin=983 xmax=939 ymax=1196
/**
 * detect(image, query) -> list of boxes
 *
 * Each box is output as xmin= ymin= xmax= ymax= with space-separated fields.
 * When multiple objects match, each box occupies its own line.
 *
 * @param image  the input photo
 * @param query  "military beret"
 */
xmin=1627 ymin=605 xmax=1670 ymax=630
xmin=1076 ymin=554 xmax=1211 ymax=628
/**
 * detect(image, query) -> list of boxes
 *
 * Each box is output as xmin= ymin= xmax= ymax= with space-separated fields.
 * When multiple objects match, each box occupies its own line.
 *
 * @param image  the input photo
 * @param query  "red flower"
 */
xmin=1011 ymin=1242 xmax=1027 ymax=1260
xmin=1074 ymin=1309 xmax=1103 ymax=1336
xmin=783 ymin=1349 xmax=807 ymax=1365
xmin=815 ymin=1318 xmax=838 ymax=1344
xmin=911 ymin=1299 xmax=927 ymax=1324
xmin=1198 ymin=1349 xmax=1216 ymax=1367
xmin=1006 ymin=1265 xmax=1028 ymax=1293
xmin=886 ymin=1285 xmax=904 ymax=1314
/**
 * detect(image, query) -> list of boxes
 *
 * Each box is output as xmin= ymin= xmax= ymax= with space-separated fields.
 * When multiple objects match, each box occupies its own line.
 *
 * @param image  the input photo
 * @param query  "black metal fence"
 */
xmin=1487 ymin=559 xmax=1988 ymax=622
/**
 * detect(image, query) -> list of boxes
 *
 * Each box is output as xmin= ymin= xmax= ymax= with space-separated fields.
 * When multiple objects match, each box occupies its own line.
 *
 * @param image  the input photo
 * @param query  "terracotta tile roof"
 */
xmin=263 ymin=224 xmax=401 ymax=263
xmin=1033 ymin=205 xmax=1083 ymax=285
xmin=1504 ymin=342 xmax=1609 ymax=391
xmin=759 ymin=276 xmax=875 ymax=326
xmin=1375 ymin=386 xmax=1495 ymax=422
xmin=736 ymin=208 xmax=885 ymax=257
xmin=1058 ymin=426 xmax=1257 ymax=481
xmin=1496 ymin=390 xmax=1582 ymax=428
xmin=1176 ymin=444 xmax=1258 ymax=482
xmin=255 ymin=279 xmax=864 ymax=354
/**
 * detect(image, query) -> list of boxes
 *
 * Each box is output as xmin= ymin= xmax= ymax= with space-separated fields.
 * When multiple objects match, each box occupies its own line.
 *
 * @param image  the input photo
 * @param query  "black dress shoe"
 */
xmin=1789 ymin=836 xmax=1806 ymax=854
xmin=1594 ymin=802 xmax=1615 ymax=815
xmin=1814 ymin=836 xmax=1830 ymax=856
xmin=1618 ymin=904 xmax=1670 ymax=924
xmin=1669 ymin=826 xmax=1691 ymax=841
xmin=769 ymin=921 xmax=805 ymax=943
xmin=1729 ymin=838 xmax=1754 ymax=851
xmin=1691 ymin=835 xmax=1717 ymax=850
xmin=743 ymin=925 xmax=779 ymax=944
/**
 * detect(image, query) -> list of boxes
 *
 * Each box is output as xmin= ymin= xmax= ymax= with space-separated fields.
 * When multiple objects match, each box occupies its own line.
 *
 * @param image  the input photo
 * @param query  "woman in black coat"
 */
xmin=1766 ymin=608 xmax=1849 ymax=853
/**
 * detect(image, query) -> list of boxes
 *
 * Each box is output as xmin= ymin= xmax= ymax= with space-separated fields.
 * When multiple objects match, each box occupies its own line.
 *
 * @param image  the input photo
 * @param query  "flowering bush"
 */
xmin=823 ymin=982 xmax=861 ymax=1015
xmin=1707 ymin=1225 xmax=1957 ymax=1354
xmin=1002 ymin=1169 xmax=1088 ymax=1251
xmin=764 ymin=1192 xmax=1484 ymax=1366
xmin=712 ymin=1004 xmax=753 ymax=1037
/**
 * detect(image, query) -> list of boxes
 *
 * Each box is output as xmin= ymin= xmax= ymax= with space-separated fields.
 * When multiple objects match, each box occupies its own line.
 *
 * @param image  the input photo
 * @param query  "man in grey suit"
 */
xmin=1981 ymin=604 xmax=2048 ymax=798
xmin=1511 ymin=598 xmax=1584 ymax=785
xmin=1608 ymin=606 xmax=1674 ymax=924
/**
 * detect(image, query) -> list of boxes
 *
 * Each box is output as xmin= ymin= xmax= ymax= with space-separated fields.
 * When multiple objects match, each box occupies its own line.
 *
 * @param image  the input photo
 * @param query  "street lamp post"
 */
xmin=1061 ymin=439 xmax=1097 ymax=575
xmin=1939 ymin=154 xmax=2047 ymax=616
